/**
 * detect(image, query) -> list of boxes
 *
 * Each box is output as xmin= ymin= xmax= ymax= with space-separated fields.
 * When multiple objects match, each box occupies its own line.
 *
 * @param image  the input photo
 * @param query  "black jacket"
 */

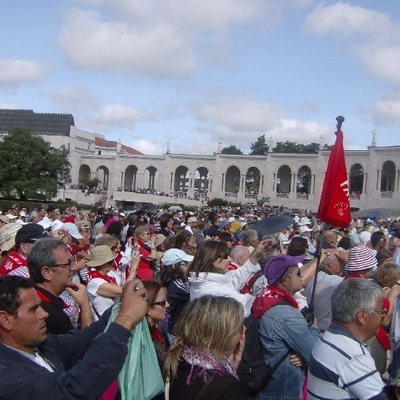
xmin=0 ymin=309 xmax=131 ymax=399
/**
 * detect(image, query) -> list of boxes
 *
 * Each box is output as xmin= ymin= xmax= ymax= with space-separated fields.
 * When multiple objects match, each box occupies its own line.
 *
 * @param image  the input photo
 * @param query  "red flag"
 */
xmin=317 ymin=129 xmax=350 ymax=227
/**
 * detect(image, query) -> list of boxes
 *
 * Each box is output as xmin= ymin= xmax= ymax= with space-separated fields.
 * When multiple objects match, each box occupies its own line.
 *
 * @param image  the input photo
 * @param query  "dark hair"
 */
xmin=376 ymin=249 xmax=393 ymax=266
xmin=175 ymin=230 xmax=192 ymax=250
xmin=371 ymin=231 xmax=385 ymax=248
xmin=189 ymin=241 xmax=228 ymax=276
xmin=159 ymin=213 xmax=173 ymax=229
xmin=220 ymin=232 xmax=233 ymax=243
xmin=337 ymin=237 xmax=351 ymax=250
xmin=287 ymin=237 xmax=308 ymax=256
xmin=27 ymin=238 xmax=67 ymax=283
xmin=106 ymin=221 xmax=123 ymax=238
xmin=0 ymin=276 xmax=35 ymax=316
xmin=159 ymin=262 xmax=188 ymax=287
xmin=142 ymin=280 xmax=163 ymax=308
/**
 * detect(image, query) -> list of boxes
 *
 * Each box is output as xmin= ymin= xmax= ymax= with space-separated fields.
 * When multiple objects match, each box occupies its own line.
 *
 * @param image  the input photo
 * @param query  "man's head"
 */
xmin=265 ymin=255 xmax=304 ymax=295
xmin=371 ymin=231 xmax=386 ymax=250
xmin=0 ymin=276 xmax=48 ymax=354
xmin=27 ymin=238 xmax=75 ymax=296
xmin=331 ymin=279 xmax=385 ymax=342
xmin=320 ymin=252 xmax=346 ymax=276
xmin=324 ymin=230 xmax=337 ymax=247
xmin=229 ymin=245 xmax=251 ymax=267
xmin=242 ymin=229 xmax=259 ymax=248
xmin=299 ymin=225 xmax=312 ymax=237
xmin=15 ymin=223 xmax=48 ymax=256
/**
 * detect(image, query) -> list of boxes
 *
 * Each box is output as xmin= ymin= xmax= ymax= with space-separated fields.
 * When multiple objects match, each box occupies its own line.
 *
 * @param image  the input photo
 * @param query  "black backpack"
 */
xmin=237 ymin=314 xmax=289 ymax=394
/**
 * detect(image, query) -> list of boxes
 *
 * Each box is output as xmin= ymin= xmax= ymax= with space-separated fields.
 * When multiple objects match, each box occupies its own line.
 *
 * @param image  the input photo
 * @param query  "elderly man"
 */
xmin=305 ymin=251 xmax=346 ymax=331
xmin=0 ymin=275 xmax=147 ymax=399
xmin=252 ymin=255 xmax=320 ymax=399
xmin=27 ymin=238 xmax=93 ymax=335
xmin=229 ymin=245 xmax=251 ymax=270
xmin=307 ymin=279 xmax=387 ymax=399
xmin=320 ymin=230 xmax=337 ymax=249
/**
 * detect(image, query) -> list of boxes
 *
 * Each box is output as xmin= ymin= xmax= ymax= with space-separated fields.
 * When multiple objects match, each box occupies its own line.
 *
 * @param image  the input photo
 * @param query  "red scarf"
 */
xmin=252 ymin=286 xmax=299 ymax=318
xmin=87 ymin=269 xmax=117 ymax=285
xmin=36 ymin=288 xmax=69 ymax=309
xmin=150 ymin=325 xmax=165 ymax=347
xmin=0 ymin=250 xmax=27 ymax=276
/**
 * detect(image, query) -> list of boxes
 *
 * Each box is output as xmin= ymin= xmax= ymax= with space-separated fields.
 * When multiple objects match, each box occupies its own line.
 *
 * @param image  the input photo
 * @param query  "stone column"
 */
xmin=376 ymin=170 xmax=381 ymax=191
xmin=362 ymin=172 xmax=367 ymax=194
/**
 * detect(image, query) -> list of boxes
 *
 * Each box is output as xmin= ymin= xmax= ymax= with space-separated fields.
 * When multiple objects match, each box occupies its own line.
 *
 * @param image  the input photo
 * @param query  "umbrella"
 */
xmin=168 ymin=205 xmax=182 ymax=212
xmin=366 ymin=210 xmax=384 ymax=219
xmin=352 ymin=208 xmax=400 ymax=219
xmin=250 ymin=215 xmax=294 ymax=238
xmin=141 ymin=203 xmax=158 ymax=212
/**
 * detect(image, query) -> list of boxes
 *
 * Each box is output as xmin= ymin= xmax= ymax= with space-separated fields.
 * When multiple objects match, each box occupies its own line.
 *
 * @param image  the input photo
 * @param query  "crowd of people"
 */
xmin=0 ymin=201 xmax=400 ymax=399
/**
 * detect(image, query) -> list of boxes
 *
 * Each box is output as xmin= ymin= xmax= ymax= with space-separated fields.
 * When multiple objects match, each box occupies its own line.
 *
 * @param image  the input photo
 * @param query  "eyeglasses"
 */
xmin=50 ymin=258 xmax=74 ymax=270
xmin=151 ymin=299 xmax=168 ymax=307
xmin=369 ymin=308 xmax=387 ymax=316
xmin=285 ymin=269 xmax=301 ymax=277
xmin=379 ymin=238 xmax=386 ymax=242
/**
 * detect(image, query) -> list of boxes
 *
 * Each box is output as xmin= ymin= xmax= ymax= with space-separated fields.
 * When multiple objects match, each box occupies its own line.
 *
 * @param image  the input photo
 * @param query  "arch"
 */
xmin=225 ymin=166 xmax=240 ymax=193
xmin=381 ymin=160 xmax=396 ymax=192
xmin=349 ymin=163 xmax=364 ymax=194
xmin=194 ymin=167 xmax=209 ymax=192
xmin=124 ymin=165 xmax=138 ymax=191
xmin=245 ymin=166 xmax=260 ymax=196
xmin=78 ymin=164 xmax=91 ymax=183
xmin=277 ymin=165 xmax=291 ymax=193
xmin=174 ymin=165 xmax=189 ymax=191
xmin=145 ymin=166 xmax=157 ymax=190
xmin=96 ymin=165 xmax=110 ymax=190
xmin=296 ymin=165 xmax=311 ymax=194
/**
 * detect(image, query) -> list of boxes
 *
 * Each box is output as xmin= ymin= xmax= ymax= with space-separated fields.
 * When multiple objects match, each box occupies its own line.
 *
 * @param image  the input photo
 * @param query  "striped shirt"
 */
xmin=307 ymin=323 xmax=387 ymax=400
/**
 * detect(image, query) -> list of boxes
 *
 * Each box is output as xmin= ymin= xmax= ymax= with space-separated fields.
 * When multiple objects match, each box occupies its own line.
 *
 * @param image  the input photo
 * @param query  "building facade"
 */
xmin=1 ymin=109 xmax=399 ymax=211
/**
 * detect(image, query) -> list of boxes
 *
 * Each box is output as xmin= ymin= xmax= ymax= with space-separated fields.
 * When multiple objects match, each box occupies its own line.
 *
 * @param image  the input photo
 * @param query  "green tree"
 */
xmin=273 ymin=141 xmax=326 ymax=154
xmin=0 ymin=127 xmax=71 ymax=201
xmin=221 ymin=145 xmax=243 ymax=155
xmin=249 ymin=134 xmax=269 ymax=155
xmin=207 ymin=198 xmax=228 ymax=207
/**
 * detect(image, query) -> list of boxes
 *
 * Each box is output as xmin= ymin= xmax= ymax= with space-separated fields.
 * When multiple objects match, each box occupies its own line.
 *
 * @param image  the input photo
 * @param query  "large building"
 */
xmin=0 ymin=109 xmax=399 ymax=211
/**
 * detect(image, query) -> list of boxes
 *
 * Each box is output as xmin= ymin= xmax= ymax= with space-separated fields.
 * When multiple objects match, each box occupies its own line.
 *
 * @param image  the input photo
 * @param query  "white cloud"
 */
xmin=0 ymin=59 xmax=47 ymax=90
xmin=372 ymin=88 xmax=400 ymax=125
xmin=303 ymin=3 xmax=400 ymax=83
xmin=49 ymin=86 xmax=100 ymax=112
xmin=58 ymin=0 xmax=315 ymax=77
xmin=127 ymin=137 xmax=165 ymax=155
xmin=87 ymin=104 xmax=157 ymax=131
xmin=191 ymin=97 xmax=333 ymax=152
xmin=0 ymin=103 xmax=18 ymax=109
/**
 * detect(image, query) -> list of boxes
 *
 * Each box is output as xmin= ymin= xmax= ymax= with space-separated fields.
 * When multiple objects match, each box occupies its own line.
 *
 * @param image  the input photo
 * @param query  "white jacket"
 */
xmin=188 ymin=259 xmax=261 ymax=317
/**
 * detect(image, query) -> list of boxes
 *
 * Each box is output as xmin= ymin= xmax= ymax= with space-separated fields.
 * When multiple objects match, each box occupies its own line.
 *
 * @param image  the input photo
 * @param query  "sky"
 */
xmin=0 ymin=0 xmax=399 ymax=155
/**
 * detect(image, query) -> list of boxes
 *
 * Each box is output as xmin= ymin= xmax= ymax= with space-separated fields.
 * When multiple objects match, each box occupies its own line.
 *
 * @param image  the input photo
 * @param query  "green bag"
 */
xmin=105 ymin=304 xmax=165 ymax=400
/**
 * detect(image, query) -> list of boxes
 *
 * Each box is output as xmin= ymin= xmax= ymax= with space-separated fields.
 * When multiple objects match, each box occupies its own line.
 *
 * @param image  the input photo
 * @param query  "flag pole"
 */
xmin=308 ymin=115 xmax=347 ymax=310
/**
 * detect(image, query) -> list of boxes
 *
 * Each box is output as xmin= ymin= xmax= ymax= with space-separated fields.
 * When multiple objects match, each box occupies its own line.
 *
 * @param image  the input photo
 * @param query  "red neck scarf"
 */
xmin=88 ymin=269 xmax=117 ymax=285
xmin=0 ymin=250 xmax=27 ymax=276
xmin=252 ymin=286 xmax=299 ymax=318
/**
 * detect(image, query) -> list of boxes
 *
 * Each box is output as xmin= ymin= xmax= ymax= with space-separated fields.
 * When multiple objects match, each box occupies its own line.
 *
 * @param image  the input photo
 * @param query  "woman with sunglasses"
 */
xmin=163 ymin=295 xmax=247 ymax=400
xmin=142 ymin=280 xmax=170 ymax=366
xmin=189 ymin=239 xmax=273 ymax=318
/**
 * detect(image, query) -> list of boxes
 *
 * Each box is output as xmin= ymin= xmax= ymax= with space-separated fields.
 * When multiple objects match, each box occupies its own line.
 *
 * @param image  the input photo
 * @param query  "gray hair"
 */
xmin=229 ymin=245 xmax=250 ymax=265
xmin=331 ymin=279 xmax=384 ymax=323
xmin=27 ymin=238 xmax=67 ymax=284
xmin=27 ymin=211 xmax=39 ymax=223
xmin=242 ymin=229 xmax=258 ymax=246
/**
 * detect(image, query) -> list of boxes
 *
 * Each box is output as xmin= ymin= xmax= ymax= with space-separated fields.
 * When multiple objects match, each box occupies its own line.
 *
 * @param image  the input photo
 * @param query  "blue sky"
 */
xmin=0 ymin=0 xmax=399 ymax=154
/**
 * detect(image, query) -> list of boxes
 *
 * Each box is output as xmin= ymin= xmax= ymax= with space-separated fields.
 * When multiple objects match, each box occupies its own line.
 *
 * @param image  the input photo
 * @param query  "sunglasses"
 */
xmin=285 ymin=269 xmax=301 ymax=278
xmin=151 ymin=299 xmax=168 ymax=307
